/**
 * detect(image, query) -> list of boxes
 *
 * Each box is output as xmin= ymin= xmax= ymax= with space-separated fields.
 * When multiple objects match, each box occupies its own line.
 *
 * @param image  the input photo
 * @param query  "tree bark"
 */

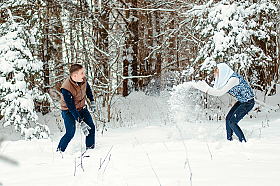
xmin=154 ymin=10 xmax=162 ymax=96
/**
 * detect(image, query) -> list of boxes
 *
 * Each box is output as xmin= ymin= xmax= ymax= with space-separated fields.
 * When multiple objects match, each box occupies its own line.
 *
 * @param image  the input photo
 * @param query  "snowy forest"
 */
xmin=0 ymin=0 xmax=279 ymax=139
xmin=1 ymin=0 xmax=280 ymax=185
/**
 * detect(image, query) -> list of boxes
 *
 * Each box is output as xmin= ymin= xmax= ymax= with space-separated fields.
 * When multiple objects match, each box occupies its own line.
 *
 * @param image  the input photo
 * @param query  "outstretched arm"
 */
xmin=207 ymin=77 xmax=239 ymax=96
xmin=191 ymin=77 xmax=239 ymax=96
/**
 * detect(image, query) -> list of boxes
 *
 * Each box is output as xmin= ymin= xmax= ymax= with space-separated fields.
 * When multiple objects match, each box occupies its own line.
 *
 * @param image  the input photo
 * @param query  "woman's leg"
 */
xmin=227 ymin=99 xmax=255 ymax=142
xmin=226 ymin=102 xmax=241 ymax=141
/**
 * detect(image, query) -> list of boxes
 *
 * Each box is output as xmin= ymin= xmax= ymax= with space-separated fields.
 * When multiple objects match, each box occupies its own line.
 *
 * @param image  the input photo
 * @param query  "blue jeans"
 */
xmin=57 ymin=107 xmax=95 ymax=152
xmin=226 ymin=99 xmax=255 ymax=142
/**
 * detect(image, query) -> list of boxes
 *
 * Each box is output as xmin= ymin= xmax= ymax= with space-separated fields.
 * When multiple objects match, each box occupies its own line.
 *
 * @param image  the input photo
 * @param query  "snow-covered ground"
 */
xmin=1 ymin=91 xmax=280 ymax=186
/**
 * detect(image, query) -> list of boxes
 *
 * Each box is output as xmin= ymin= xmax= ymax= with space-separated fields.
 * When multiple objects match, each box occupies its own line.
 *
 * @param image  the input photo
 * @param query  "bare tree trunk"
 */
xmin=101 ymin=1 xmax=110 ymax=108
xmin=146 ymin=8 xmax=153 ymax=91
xmin=138 ymin=1 xmax=145 ymax=90
xmin=168 ymin=12 xmax=178 ymax=69
xmin=276 ymin=1 xmax=280 ymax=84
xmin=100 ymin=1 xmax=110 ymax=119
xmin=80 ymin=0 xmax=90 ymax=76
xmin=69 ymin=11 xmax=75 ymax=66
xmin=52 ymin=2 xmax=64 ymax=93
xmin=93 ymin=0 xmax=110 ymax=105
xmin=131 ymin=0 xmax=139 ymax=91
xmin=154 ymin=10 xmax=162 ymax=96
xmin=122 ymin=0 xmax=139 ymax=96
xmin=42 ymin=0 xmax=51 ymax=115
xmin=123 ymin=58 xmax=129 ymax=97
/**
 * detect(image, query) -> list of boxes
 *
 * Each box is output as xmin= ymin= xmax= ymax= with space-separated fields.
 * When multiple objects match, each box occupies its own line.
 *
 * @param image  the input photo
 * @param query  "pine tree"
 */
xmin=190 ymin=0 xmax=278 ymax=95
xmin=0 ymin=3 xmax=50 ymax=139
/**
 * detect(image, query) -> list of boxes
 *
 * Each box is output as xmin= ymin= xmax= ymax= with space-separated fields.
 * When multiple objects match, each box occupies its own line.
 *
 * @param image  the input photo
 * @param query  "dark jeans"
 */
xmin=226 ymin=99 xmax=255 ymax=142
xmin=57 ymin=107 xmax=95 ymax=152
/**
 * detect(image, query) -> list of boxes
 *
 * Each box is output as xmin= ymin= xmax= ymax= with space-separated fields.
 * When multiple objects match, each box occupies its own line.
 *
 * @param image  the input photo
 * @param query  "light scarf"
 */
xmin=213 ymin=63 xmax=234 ymax=89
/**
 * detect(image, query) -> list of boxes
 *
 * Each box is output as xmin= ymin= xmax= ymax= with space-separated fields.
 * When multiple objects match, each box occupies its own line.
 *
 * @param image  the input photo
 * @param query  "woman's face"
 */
xmin=214 ymin=67 xmax=219 ymax=78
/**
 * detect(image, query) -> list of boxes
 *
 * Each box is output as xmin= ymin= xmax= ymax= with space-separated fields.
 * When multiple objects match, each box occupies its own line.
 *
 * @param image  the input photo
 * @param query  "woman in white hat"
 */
xmin=193 ymin=63 xmax=255 ymax=142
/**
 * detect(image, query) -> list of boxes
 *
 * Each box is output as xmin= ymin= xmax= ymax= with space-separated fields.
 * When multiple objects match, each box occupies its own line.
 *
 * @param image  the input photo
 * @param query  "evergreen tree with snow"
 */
xmin=190 ymin=0 xmax=278 ymax=95
xmin=0 ymin=3 xmax=50 ymax=139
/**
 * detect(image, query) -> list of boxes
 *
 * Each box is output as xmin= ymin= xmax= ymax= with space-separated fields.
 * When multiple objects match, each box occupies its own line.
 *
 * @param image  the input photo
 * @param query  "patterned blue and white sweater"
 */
xmin=228 ymin=72 xmax=254 ymax=103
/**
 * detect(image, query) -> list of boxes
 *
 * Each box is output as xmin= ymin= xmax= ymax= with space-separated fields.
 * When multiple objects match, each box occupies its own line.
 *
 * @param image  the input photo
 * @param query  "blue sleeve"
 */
xmin=86 ymin=82 xmax=94 ymax=102
xmin=61 ymin=88 xmax=83 ymax=122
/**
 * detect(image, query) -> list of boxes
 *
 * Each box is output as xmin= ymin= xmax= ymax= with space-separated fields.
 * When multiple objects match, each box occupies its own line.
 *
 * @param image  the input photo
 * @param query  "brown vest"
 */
xmin=61 ymin=77 xmax=87 ymax=111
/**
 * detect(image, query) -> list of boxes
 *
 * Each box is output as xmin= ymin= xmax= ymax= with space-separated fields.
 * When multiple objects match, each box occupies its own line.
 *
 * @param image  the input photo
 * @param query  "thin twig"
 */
xmin=0 ymin=136 xmax=18 ymax=166
xmin=133 ymin=134 xmax=161 ymax=186
xmin=161 ymin=140 xmax=169 ymax=152
xmin=99 ymin=146 xmax=113 ymax=170
xmin=176 ymin=125 xmax=192 ymax=186
xmin=74 ymin=157 xmax=77 ymax=176
xmin=103 ymin=154 xmax=112 ymax=173
xmin=206 ymin=140 xmax=212 ymax=160
xmin=216 ymin=125 xmax=224 ymax=131
xmin=75 ymin=127 xmax=85 ymax=173
xmin=0 ymin=154 xmax=19 ymax=166
xmin=80 ymin=128 xmax=84 ymax=172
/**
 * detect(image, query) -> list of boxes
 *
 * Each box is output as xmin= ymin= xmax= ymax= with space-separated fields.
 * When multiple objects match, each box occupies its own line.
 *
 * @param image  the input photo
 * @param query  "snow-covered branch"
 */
xmin=120 ymin=74 xmax=153 ymax=80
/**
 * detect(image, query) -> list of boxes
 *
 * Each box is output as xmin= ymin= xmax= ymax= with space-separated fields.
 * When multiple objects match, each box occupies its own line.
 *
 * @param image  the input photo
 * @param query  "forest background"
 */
xmin=0 ymin=0 xmax=279 ymax=139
